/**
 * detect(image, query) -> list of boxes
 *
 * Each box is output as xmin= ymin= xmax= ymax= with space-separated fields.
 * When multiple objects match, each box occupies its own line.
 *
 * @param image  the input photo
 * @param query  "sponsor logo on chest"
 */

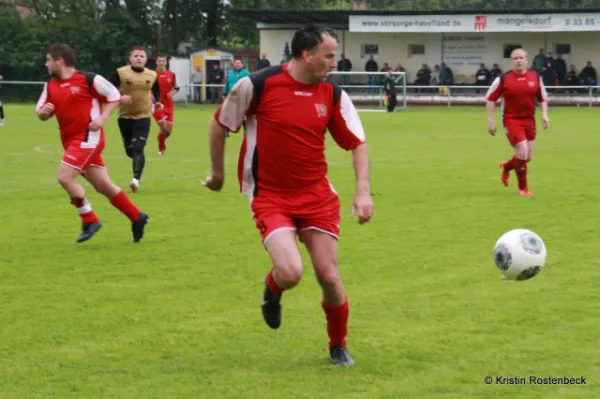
xmin=315 ymin=103 xmax=328 ymax=118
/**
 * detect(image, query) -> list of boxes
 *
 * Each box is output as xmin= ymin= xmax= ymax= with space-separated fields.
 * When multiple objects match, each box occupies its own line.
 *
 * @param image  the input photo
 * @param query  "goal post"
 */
xmin=327 ymin=71 xmax=407 ymax=112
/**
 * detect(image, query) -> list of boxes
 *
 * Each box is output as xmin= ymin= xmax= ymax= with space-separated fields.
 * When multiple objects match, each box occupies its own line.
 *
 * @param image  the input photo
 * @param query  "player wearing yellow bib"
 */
xmin=111 ymin=46 xmax=162 ymax=193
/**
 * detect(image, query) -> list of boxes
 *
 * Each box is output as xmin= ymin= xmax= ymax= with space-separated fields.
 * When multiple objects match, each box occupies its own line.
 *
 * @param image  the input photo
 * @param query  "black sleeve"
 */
xmin=152 ymin=78 xmax=161 ymax=102
xmin=110 ymin=70 xmax=120 ymax=88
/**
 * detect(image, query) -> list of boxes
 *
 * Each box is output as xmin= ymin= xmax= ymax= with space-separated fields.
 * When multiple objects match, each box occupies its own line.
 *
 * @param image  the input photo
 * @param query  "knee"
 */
xmin=125 ymin=146 xmax=134 ymax=158
xmin=131 ymin=139 xmax=146 ymax=153
xmin=275 ymin=262 xmax=303 ymax=287
xmin=315 ymin=263 xmax=341 ymax=289
xmin=57 ymin=172 xmax=74 ymax=188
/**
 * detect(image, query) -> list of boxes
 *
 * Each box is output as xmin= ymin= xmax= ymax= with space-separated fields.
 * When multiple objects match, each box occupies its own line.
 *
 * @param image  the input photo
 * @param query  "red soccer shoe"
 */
xmin=499 ymin=161 xmax=510 ymax=187
xmin=519 ymin=189 xmax=534 ymax=196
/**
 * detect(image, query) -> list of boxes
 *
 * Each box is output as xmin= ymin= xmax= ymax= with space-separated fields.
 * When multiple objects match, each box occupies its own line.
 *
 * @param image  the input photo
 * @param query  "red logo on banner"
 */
xmin=474 ymin=15 xmax=487 ymax=30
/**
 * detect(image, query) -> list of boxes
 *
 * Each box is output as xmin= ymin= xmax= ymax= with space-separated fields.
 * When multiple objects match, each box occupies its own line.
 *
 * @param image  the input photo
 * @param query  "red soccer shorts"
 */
xmin=250 ymin=179 xmax=341 ymax=245
xmin=503 ymin=119 xmax=536 ymax=147
xmin=61 ymin=141 xmax=105 ymax=171
xmin=153 ymin=106 xmax=174 ymax=124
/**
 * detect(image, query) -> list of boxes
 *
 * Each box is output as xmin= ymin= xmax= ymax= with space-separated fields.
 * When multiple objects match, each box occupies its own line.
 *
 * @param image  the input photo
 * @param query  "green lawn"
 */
xmin=0 ymin=103 xmax=597 ymax=398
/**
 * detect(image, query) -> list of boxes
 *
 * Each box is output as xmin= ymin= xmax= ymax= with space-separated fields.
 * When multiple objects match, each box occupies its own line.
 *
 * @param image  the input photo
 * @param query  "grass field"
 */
xmin=1 ymin=103 xmax=598 ymax=398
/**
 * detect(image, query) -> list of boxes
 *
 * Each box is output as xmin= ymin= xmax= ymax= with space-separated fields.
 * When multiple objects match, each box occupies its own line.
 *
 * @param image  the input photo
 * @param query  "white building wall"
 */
xmin=260 ymin=29 xmax=600 ymax=84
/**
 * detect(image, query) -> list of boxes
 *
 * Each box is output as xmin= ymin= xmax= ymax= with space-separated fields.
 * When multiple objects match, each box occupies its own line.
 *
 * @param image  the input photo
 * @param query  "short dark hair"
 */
xmin=130 ymin=46 xmax=147 ymax=54
xmin=156 ymin=55 xmax=167 ymax=60
xmin=46 ymin=44 xmax=76 ymax=67
xmin=291 ymin=24 xmax=338 ymax=58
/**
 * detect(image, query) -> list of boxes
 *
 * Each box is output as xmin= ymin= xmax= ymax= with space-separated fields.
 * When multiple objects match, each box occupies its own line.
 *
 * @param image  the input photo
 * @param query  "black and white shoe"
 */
xmin=76 ymin=221 xmax=102 ymax=243
xmin=330 ymin=346 xmax=355 ymax=367
xmin=261 ymin=284 xmax=282 ymax=329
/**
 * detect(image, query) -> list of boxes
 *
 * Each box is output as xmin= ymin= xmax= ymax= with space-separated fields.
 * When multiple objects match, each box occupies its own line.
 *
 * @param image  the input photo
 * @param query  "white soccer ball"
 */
xmin=493 ymin=229 xmax=547 ymax=281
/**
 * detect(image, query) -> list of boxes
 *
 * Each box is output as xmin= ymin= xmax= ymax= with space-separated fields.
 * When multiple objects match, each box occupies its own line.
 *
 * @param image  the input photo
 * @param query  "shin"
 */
xmin=300 ymin=230 xmax=345 ymax=306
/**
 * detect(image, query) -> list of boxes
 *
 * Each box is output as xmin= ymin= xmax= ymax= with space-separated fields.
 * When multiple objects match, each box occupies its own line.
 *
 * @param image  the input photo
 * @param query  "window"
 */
xmin=555 ymin=44 xmax=571 ymax=55
xmin=503 ymin=44 xmax=522 ymax=58
xmin=361 ymin=44 xmax=379 ymax=57
xmin=408 ymin=44 xmax=425 ymax=57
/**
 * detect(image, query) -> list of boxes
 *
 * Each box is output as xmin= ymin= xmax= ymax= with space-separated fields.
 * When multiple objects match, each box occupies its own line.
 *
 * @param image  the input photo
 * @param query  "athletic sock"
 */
xmin=322 ymin=298 xmax=349 ymax=349
xmin=71 ymin=197 xmax=100 ymax=224
xmin=110 ymin=190 xmax=141 ymax=222
xmin=515 ymin=158 xmax=528 ymax=190
xmin=265 ymin=269 xmax=284 ymax=295
xmin=158 ymin=132 xmax=166 ymax=152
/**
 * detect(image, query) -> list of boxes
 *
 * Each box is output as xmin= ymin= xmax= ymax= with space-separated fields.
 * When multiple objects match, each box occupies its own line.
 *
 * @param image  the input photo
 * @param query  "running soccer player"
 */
xmin=153 ymin=55 xmax=180 ymax=155
xmin=35 ymin=44 xmax=149 ymax=243
xmin=111 ymin=46 xmax=162 ymax=193
xmin=486 ymin=48 xmax=549 ymax=196
xmin=203 ymin=25 xmax=374 ymax=366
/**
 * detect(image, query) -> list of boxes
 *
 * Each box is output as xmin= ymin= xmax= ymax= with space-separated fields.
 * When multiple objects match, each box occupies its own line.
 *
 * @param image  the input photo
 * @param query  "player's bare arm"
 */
xmin=89 ymin=101 xmax=119 ymax=131
xmin=203 ymin=119 xmax=228 ymax=191
xmin=327 ymin=88 xmax=374 ymax=224
xmin=36 ymin=103 xmax=55 ymax=121
xmin=88 ymin=75 xmax=122 ymax=131
xmin=351 ymin=143 xmax=374 ymax=224
xmin=485 ymin=76 xmax=501 ymax=136
xmin=204 ymin=77 xmax=254 ymax=191
xmin=486 ymin=100 xmax=497 ymax=135
xmin=541 ymin=101 xmax=549 ymax=129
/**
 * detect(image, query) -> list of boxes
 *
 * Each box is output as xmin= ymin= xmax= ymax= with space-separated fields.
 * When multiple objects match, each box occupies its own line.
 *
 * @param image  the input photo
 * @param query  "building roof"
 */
xmin=234 ymin=8 xmax=600 ymax=27
xmin=0 ymin=0 xmax=36 ymax=18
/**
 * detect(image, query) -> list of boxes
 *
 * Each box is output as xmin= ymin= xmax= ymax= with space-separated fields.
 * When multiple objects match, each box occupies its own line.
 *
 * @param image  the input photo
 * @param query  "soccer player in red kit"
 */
xmin=36 ymin=44 xmax=149 ymax=243
xmin=486 ymin=48 xmax=550 ymax=196
xmin=153 ymin=55 xmax=180 ymax=155
xmin=203 ymin=25 xmax=374 ymax=366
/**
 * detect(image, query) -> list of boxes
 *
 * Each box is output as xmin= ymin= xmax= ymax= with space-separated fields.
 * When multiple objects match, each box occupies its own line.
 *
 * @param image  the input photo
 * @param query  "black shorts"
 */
xmin=118 ymin=118 xmax=151 ymax=147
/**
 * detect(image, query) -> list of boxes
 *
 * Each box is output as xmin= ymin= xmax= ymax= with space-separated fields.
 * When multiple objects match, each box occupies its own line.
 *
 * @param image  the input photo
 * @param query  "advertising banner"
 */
xmin=349 ymin=13 xmax=600 ymax=33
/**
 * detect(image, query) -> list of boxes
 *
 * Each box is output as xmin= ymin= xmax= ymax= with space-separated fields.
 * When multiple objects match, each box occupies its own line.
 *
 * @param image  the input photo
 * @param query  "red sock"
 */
xmin=158 ymin=132 xmax=166 ymax=152
xmin=515 ymin=158 xmax=528 ymax=190
xmin=504 ymin=155 xmax=518 ymax=172
xmin=71 ymin=197 xmax=100 ymax=224
xmin=322 ymin=298 xmax=349 ymax=349
xmin=110 ymin=190 xmax=140 ymax=222
xmin=266 ymin=269 xmax=284 ymax=295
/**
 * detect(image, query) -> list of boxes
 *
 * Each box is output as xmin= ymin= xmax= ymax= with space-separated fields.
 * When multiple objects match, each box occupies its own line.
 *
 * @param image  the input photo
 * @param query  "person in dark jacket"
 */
xmin=383 ymin=71 xmax=397 ymax=112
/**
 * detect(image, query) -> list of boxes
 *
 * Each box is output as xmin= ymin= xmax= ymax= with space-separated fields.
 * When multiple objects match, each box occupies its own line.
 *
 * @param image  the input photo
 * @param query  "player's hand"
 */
xmin=352 ymin=194 xmax=374 ymax=225
xmin=120 ymin=95 xmax=132 ymax=104
xmin=542 ymin=115 xmax=550 ymax=130
xmin=202 ymin=174 xmax=224 ymax=192
xmin=488 ymin=120 xmax=497 ymax=136
xmin=37 ymin=103 xmax=55 ymax=119
xmin=88 ymin=117 xmax=106 ymax=131
xmin=155 ymin=102 xmax=164 ymax=110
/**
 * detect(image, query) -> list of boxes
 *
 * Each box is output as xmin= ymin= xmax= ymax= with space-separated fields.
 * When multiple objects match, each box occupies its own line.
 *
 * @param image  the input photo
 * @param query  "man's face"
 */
xmin=45 ymin=54 xmax=62 ymax=77
xmin=129 ymin=50 xmax=147 ymax=68
xmin=511 ymin=49 xmax=528 ymax=71
xmin=233 ymin=60 xmax=242 ymax=70
xmin=305 ymin=33 xmax=337 ymax=82
xmin=156 ymin=57 xmax=167 ymax=69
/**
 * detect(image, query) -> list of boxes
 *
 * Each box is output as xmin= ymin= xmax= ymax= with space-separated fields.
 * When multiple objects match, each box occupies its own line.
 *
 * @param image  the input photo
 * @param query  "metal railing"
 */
xmin=2 ymin=80 xmax=600 ymax=107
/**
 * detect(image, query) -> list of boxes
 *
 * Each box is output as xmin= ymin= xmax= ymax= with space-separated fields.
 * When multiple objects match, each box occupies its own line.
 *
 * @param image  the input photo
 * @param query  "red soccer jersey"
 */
xmin=214 ymin=63 xmax=366 ymax=196
xmin=36 ymin=71 xmax=120 ymax=146
xmin=155 ymin=69 xmax=179 ymax=108
xmin=486 ymin=70 xmax=547 ymax=121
